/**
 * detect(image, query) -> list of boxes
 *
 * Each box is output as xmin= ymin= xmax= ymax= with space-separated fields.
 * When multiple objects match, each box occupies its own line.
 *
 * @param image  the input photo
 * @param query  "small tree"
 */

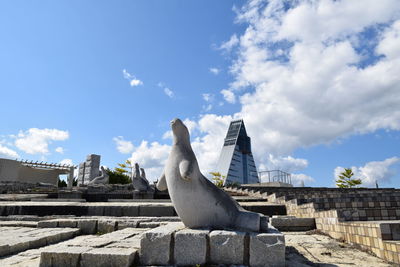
xmin=115 ymin=159 xmax=134 ymax=177
xmin=336 ymin=168 xmax=362 ymax=188
xmin=106 ymin=168 xmax=131 ymax=184
xmin=210 ymin=172 xmax=225 ymax=188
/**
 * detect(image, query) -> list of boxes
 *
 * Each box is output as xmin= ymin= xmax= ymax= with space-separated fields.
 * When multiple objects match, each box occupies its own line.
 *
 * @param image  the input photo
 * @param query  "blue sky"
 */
xmin=1 ymin=0 xmax=400 ymax=188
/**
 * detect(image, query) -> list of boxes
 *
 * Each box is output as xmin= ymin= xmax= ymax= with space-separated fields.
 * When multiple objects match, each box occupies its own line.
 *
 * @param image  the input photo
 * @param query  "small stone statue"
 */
xmin=88 ymin=166 xmax=109 ymax=185
xmin=132 ymin=163 xmax=152 ymax=192
xmin=157 ymin=118 xmax=266 ymax=232
xmin=140 ymin=168 xmax=149 ymax=183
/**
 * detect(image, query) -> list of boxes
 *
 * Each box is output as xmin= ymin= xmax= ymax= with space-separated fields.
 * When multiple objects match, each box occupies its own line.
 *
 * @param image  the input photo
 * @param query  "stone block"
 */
xmin=117 ymin=220 xmax=139 ymax=229
xmin=139 ymin=205 xmax=175 ymax=216
xmin=104 ymin=206 xmax=123 ymax=217
xmin=58 ymin=228 xmax=80 ymax=240
xmin=8 ymin=238 xmax=31 ymax=254
xmin=174 ymin=228 xmax=209 ymax=265
xmin=138 ymin=222 xmax=160 ymax=228
xmin=270 ymin=217 xmax=315 ymax=231
xmin=139 ymin=222 xmax=185 ymax=265
xmin=249 ymin=232 xmax=285 ymax=267
xmin=80 ymin=247 xmax=137 ymax=267
xmin=0 ymin=244 xmax=10 ymax=257
xmin=87 ymin=205 xmax=104 ymax=216
xmin=77 ymin=219 xmax=97 ymax=234
xmin=209 ymin=230 xmax=246 ymax=265
xmin=98 ymin=220 xmax=117 ymax=233
xmin=58 ymin=219 xmax=78 ymax=228
xmin=38 ymin=220 xmax=58 ymax=228
xmin=40 ymin=246 xmax=91 ymax=267
xmin=122 ymin=205 xmax=139 ymax=216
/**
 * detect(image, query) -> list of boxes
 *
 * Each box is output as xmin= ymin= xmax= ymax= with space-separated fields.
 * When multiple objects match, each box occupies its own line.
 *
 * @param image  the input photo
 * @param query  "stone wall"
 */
xmin=0 ymin=158 xmax=63 ymax=185
xmin=78 ymin=154 xmax=101 ymax=185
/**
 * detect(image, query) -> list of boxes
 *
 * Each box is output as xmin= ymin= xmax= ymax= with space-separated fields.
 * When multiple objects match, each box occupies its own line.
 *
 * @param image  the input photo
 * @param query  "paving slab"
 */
xmin=80 ymin=247 xmax=137 ymax=267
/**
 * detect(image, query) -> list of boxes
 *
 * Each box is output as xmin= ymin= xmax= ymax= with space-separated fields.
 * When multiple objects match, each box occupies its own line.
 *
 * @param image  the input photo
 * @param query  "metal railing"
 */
xmin=258 ymin=170 xmax=292 ymax=184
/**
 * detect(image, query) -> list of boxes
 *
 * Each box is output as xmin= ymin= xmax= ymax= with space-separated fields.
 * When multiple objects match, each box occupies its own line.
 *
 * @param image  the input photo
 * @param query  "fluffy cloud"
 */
xmin=164 ymin=88 xmax=174 ymax=98
xmin=59 ymin=158 xmax=73 ymax=166
xmin=115 ymin=0 xmax=400 ymax=185
xmin=221 ymin=89 xmax=236 ymax=104
xmin=0 ymin=145 xmax=19 ymax=159
xmin=225 ymin=0 xmax=400 ymax=158
xmin=220 ymin=34 xmax=239 ymax=51
xmin=122 ymin=69 xmax=143 ymax=87
xmin=209 ymin=67 xmax=220 ymax=75
xmin=113 ymin=136 xmax=134 ymax=154
xmin=128 ymin=141 xmax=171 ymax=181
xmin=15 ymin=128 xmax=69 ymax=155
xmin=334 ymin=157 xmax=400 ymax=187
xmin=55 ymin=147 xmax=64 ymax=154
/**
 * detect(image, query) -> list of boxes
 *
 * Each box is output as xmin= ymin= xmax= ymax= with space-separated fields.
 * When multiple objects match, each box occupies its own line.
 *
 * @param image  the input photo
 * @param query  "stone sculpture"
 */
xmin=132 ymin=163 xmax=152 ymax=192
xmin=157 ymin=118 xmax=265 ymax=232
xmin=88 ymin=166 xmax=109 ymax=185
xmin=140 ymin=168 xmax=148 ymax=183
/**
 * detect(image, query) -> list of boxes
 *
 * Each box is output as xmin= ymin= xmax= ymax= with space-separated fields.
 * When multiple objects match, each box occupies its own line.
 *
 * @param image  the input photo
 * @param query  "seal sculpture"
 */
xmin=157 ymin=118 xmax=263 ymax=232
xmin=88 ymin=166 xmax=109 ymax=185
xmin=132 ymin=163 xmax=152 ymax=192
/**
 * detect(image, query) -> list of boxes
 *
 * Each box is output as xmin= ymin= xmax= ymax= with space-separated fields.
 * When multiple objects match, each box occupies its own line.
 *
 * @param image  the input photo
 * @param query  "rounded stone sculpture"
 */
xmin=132 ymin=163 xmax=151 ymax=192
xmin=88 ymin=166 xmax=109 ymax=185
xmin=157 ymin=118 xmax=263 ymax=232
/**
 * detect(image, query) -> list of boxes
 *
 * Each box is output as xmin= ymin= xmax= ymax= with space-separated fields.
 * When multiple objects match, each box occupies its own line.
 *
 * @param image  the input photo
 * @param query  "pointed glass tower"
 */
xmin=215 ymin=119 xmax=259 ymax=185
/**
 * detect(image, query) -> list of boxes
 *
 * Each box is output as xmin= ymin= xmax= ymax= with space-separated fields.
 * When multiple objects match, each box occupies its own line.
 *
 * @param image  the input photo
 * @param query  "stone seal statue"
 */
xmin=157 ymin=118 xmax=264 ymax=232
xmin=132 ymin=163 xmax=152 ymax=192
xmin=88 ymin=166 xmax=109 ymax=185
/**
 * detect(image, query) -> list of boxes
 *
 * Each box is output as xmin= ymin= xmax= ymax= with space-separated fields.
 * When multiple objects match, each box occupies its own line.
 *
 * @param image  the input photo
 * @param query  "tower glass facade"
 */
xmin=215 ymin=119 xmax=259 ymax=185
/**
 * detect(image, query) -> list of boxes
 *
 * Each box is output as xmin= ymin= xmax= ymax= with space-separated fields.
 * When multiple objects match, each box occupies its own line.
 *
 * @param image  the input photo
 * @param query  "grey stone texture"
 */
xmin=78 ymin=154 xmax=101 ymax=185
xmin=271 ymin=216 xmax=316 ymax=231
xmin=40 ymin=246 xmax=91 ymax=267
xmin=156 ymin=118 xmax=263 ymax=232
xmin=80 ymin=247 xmax=137 ymax=267
xmin=249 ymin=232 xmax=285 ymax=267
xmin=139 ymin=222 xmax=185 ymax=265
xmin=209 ymin=230 xmax=246 ymax=265
xmin=174 ymin=228 xmax=209 ymax=265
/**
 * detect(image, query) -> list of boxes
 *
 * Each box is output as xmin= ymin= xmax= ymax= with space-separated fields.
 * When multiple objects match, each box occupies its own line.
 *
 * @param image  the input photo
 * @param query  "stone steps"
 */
xmin=38 ymin=222 xmax=286 ymax=267
xmin=0 ymin=226 xmax=79 ymax=257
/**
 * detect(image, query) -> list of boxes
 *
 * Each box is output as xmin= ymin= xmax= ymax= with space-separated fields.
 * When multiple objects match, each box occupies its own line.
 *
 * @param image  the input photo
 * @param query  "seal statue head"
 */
xmin=171 ymin=118 xmax=190 ymax=146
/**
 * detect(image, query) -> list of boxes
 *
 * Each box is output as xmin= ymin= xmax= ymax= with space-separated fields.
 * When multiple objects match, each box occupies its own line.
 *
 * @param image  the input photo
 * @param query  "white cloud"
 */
xmin=164 ymin=88 xmax=174 ymax=98
xmin=202 ymin=93 xmax=215 ymax=112
xmin=113 ymin=136 xmax=134 ymax=154
xmin=15 ymin=128 xmax=69 ymax=155
xmin=263 ymin=155 xmax=308 ymax=173
xmin=209 ymin=67 xmax=220 ymax=75
xmin=128 ymin=141 xmax=171 ymax=182
xmin=122 ymin=69 xmax=143 ymax=87
xmin=55 ymin=147 xmax=64 ymax=154
xmin=114 ymin=1 xmax=400 ymax=186
xmin=221 ymin=89 xmax=236 ymax=104
xmin=0 ymin=145 xmax=19 ymax=159
xmin=291 ymin=173 xmax=314 ymax=187
xmin=221 ymin=0 xmax=400 ymax=157
xmin=334 ymin=157 xmax=400 ymax=187
xmin=220 ymin=34 xmax=239 ymax=51
xmin=59 ymin=158 xmax=73 ymax=166
xmin=202 ymin=93 xmax=214 ymax=102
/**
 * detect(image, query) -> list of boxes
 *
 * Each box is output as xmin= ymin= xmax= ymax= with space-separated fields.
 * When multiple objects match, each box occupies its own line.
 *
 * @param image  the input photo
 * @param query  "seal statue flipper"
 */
xmin=157 ymin=172 xmax=168 ymax=191
xmin=179 ymin=160 xmax=192 ymax=181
